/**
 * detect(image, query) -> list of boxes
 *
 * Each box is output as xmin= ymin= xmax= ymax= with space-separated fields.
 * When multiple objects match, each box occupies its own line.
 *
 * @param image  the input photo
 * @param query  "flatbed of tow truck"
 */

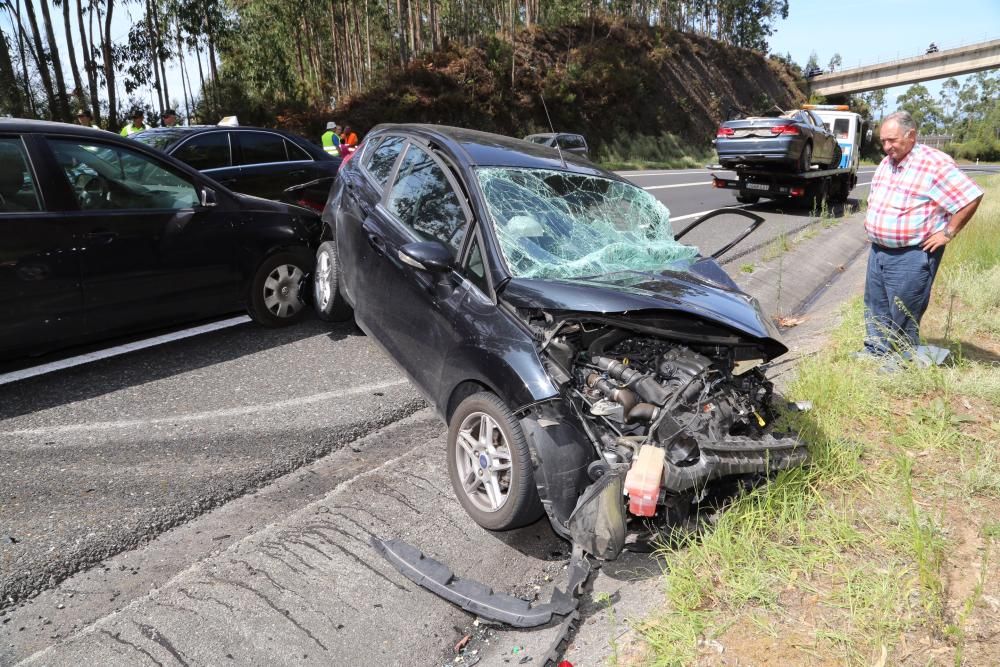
xmin=707 ymin=163 xmax=857 ymax=205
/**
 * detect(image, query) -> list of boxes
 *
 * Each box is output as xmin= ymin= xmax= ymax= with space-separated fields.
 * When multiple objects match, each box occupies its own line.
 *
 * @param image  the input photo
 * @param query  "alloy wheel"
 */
xmin=454 ymin=411 xmax=514 ymax=513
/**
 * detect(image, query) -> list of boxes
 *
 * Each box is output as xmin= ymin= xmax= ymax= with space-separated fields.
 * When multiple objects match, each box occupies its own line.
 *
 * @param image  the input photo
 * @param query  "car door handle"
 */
xmin=83 ymin=231 xmax=118 ymax=244
xmin=367 ymin=233 xmax=385 ymax=256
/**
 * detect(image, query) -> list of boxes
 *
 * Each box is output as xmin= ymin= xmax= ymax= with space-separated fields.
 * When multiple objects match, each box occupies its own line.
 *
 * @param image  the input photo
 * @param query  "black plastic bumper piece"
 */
xmin=371 ymin=537 xmax=591 ymax=629
xmin=662 ymin=433 xmax=808 ymax=492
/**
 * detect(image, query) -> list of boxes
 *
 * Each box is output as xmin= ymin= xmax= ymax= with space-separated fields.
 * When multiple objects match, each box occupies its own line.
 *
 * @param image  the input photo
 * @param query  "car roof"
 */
xmin=372 ymin=124 xmax=605 ymax=175
xmin=0 ymin=117 xmax=120 ymax=136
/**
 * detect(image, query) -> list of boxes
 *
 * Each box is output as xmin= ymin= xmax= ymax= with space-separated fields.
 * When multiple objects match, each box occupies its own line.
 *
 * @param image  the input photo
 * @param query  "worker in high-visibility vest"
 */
xmin=120 ymin=109 xmax=149 ymax=137
xmin=321 ymin=122 xmax=341 ymax=157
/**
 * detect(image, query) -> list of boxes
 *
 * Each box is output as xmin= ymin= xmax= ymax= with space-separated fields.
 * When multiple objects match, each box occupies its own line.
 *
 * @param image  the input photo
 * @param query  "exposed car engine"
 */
xmin=537 ymin=316 xmax=806 ymax=522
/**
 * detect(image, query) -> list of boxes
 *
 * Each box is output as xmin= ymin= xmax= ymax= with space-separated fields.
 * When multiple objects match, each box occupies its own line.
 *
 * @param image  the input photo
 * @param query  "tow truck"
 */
xmin=709 ymin=105 xmax=871 ymax=205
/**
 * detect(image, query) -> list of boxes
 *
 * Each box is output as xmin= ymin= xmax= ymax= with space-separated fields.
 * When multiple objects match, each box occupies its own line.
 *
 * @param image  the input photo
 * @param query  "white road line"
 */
xmin=2 ymin=379 xmax=412 ymax=437
xmin=621 ymin=170 xmax=716 ymax=176
xmin=671 ymin=205 xmax=750 ymax=222
xmin=0 ymin=316 xmax=252 ymax=386
xmin=643 ymin=181 xmax=711 ymax=190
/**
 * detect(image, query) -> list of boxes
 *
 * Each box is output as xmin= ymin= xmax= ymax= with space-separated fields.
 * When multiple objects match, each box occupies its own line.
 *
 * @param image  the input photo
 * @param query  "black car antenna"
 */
xmin=539 ymin=92 xmax=568 ymax=169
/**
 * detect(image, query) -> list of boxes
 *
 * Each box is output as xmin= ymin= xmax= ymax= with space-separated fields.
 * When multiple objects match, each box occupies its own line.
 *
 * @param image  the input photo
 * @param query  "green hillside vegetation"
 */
xmin=332 ymin=18 xmax=804 ymax=166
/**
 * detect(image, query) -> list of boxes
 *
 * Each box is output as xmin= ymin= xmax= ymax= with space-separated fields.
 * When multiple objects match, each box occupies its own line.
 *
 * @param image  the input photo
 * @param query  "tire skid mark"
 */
xmin=287 ymin=523 xmax=409 ymax=592
xmin=178 ymin=586 xmax=236 ymax=612
xmin=136 ymin=623 xmax=190 ymax=666
xmin=367 ymin=477 xmax=423 ymax=514
xmin=206 ymin=575 xmax=329 ymax=651
xmin=99 ymin=629 xmax=164 ymax=666
xmin=407 ymin=473 xmax=453 ymax=499
xmin=260 ymin=541 xmax=316 ymax=574
xmin=326 ymin=504 xmax=391 ymax=526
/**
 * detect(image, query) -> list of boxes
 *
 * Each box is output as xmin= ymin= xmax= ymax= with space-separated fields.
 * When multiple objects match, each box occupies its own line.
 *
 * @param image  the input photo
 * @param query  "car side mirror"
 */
xmin=398 ymin=241 xmax=454 ymax=274
xmin=199 ymin=186 xmax=217 ymax=207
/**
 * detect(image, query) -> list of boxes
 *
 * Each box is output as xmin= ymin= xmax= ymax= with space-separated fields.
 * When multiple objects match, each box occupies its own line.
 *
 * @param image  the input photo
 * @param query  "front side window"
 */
xmin=476 ymin=167 xmax=699 ymax=280
xmin=49 ymin=139 xmax=199 ymax=210
xmin=463 ymin=235 xmax=490 ymax=295
xmin=385 ymin=145 xmax=467 ymax=250
xmin=365 ymin=136 xmax=404 ymax=185
xmin=173 ymin=132 xmax=231 ymax=170
xmin=238 ymin=132 xmax=287 ymax=165
xmin=0 ymin=137 xmax=41 ymax=212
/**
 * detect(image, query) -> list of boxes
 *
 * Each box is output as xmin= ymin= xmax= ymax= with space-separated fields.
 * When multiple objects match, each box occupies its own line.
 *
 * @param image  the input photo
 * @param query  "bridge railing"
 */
xmin=817 ymin=34 xmax=999 ymax=75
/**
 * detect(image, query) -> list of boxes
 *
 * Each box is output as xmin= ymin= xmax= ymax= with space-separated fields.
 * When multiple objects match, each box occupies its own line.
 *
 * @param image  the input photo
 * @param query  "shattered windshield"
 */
xmin=475 ymin=168 xmax=699 ymax=280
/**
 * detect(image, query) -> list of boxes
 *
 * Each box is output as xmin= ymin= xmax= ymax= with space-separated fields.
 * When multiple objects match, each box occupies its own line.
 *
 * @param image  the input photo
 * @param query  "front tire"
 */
xmin=447 ymin=392 xmax=544 ymax=531
xmin=313 ymin=241 xmax=354 ymax=322
xmin=248 ymin=249 xmax=311 ymax=327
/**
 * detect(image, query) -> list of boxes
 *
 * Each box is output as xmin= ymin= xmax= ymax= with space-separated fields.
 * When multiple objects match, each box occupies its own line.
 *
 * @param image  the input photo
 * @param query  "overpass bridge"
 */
xmin=810 ymin=38 xmax=1000 ymax=96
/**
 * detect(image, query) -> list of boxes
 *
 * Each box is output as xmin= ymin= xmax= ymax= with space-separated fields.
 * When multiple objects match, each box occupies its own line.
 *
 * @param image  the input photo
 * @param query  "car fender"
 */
xmin=437 ymin=341 xmax=560 ymax=421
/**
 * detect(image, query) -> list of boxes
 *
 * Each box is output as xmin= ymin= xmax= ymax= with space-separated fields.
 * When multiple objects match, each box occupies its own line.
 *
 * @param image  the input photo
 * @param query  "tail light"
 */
xmin=717 ymin=126 xmax=735 ymax=137
xmin=295 ymin=197 xmax=325 ymax=213
xmin=341 ymin=143 xmax=360 ymax=165
xmin=790 ymin=187 xmax=805 ymax=197
xmin=770 ymin=125 xmax=800 ymax=135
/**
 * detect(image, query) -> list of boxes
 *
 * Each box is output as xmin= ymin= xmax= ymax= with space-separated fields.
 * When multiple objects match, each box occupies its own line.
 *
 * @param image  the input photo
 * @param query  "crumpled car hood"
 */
xmin=500 ymin=258 xmax=786 ymax=355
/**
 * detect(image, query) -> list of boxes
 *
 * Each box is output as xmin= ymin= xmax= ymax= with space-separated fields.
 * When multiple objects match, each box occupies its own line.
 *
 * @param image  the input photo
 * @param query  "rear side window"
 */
xmin=365 ymin=137 xmax=405 ymax=185
xmin=0 ymin=137 xmax=41 ymax=212
xmin=558 ymin=135 xmax=586 ymax=150
xmin=173 ymin=132 xmax=231 ymax=170
xmin=833 ymin=118 xmax=850 ymax=138
xmin=238 ymin=132 xmax=287 ymax=165
xmin=285 ymin=139 xmax=311 ymax=161
xmin=385 ymin=144 xmax=467 ymax=250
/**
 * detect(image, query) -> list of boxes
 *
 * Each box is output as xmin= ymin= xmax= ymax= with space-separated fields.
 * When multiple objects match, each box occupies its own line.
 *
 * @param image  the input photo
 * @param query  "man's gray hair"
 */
xmin=884 ymin=110 xmax=917 ymax=133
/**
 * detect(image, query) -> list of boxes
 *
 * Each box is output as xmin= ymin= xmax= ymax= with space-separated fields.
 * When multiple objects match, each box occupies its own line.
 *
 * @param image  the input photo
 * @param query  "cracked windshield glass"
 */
xmin=476 ymin=167 xmax=699 ymax=280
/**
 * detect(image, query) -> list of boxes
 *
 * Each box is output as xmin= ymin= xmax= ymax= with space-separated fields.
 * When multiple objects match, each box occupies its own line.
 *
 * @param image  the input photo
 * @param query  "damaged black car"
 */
xmin=317 ymin=124 xmax=806 ymax=566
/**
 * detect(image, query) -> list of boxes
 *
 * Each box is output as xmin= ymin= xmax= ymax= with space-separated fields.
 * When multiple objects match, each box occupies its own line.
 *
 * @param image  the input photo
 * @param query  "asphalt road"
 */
xmin=0 ymin=164 xmax=989 ymax=665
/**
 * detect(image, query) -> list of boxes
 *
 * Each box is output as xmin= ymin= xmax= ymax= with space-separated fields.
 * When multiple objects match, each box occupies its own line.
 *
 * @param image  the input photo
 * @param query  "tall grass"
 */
xmin=636 ymin=174 xmax=1000 ymax=666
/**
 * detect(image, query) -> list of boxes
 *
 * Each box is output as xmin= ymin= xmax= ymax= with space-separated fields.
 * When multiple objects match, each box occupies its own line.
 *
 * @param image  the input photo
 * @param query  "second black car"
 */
xmin=133 ymin=125 xmax=341 ymax=209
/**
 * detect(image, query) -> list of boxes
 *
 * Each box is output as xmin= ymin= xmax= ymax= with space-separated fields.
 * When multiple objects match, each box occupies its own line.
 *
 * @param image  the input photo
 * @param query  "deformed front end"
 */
xmin=518 ymin=309 xmax=808 ymax=561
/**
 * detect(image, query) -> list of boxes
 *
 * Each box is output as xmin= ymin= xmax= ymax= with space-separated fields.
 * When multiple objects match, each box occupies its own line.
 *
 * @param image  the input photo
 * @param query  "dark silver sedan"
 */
xmin=715 ymin=110 xmax=841 ymax=172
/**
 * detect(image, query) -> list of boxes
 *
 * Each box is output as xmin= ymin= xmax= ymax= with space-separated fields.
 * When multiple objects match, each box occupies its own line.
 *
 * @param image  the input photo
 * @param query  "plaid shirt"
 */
xmin=865 ymin=143 xmax=983 ymax=248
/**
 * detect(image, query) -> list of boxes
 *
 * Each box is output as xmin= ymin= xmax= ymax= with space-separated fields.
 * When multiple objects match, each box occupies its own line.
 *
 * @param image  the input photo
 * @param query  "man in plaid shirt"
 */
xmin=862 ymin=110 xmax=983 ymax=355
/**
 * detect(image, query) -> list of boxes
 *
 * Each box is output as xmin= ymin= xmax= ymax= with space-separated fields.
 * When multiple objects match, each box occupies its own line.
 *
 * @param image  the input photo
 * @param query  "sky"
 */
xmin=768 ymin=0 xmax=1000 ymax=117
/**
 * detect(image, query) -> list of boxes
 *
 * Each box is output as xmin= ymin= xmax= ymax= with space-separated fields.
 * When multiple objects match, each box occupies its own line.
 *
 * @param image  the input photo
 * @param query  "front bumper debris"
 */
xmin=371 ymin=537 xmax=592 ymax=628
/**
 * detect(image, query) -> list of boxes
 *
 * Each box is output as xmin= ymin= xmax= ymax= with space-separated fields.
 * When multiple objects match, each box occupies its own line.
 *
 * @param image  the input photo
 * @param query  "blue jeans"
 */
xmin=863 ymin=243 xmax=944 ymax=354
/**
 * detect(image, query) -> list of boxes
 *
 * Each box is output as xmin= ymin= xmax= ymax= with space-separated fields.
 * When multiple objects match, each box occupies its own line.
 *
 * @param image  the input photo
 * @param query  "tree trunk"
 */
xmin=12 ymin=0 xmax=37 ymax=115
xmin=175 ymin=24 xmax=191 ymax=123
xmin=58 ymin=0 xmax=84 ymax=109
xmin=77 ymin=0 xmax=100 ymax=124
xmin=0 ymin=23 xmax=25 ymax=116
xmin=21 ymin=0 xmax=58 ymax=118
xmin=395 ymin=0 xmax=406 ymax=66
xmin=146 ymin=0 xmax=164 ymax=114
xmin=37 ymin=0 xmax=70 ymax=119
xmin=101 ymin=0 xmax=118 ymax=128
xmin=151 ymin=0 xmax=169 ymax=110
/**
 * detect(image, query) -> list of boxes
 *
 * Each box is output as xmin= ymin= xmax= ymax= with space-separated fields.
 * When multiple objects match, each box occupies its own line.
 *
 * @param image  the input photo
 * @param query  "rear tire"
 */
xmin=447 ymin=392 xmax=544 ymax=531
xmin=797 ymin=142 xmax=813 ymax=173
xmin=248 ymin=249 xmax=312 ymax=327
xmin=736 ymin=194 xmax=760 ymax=204
xmin=313 ymin=241 xmax=354 ymax=322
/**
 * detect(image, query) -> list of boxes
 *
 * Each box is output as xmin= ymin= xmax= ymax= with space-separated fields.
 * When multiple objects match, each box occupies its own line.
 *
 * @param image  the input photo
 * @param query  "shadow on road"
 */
xmin=0 ymin=315 xmax=363 ymax=420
